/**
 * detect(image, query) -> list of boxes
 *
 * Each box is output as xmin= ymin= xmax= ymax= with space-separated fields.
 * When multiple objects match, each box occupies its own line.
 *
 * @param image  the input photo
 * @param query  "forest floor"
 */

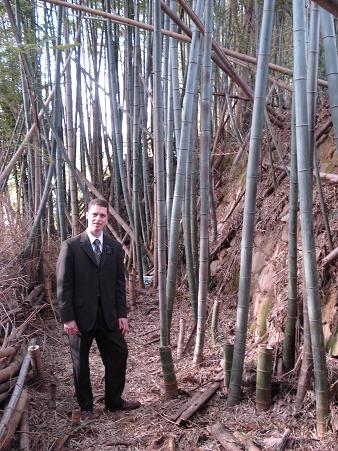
xmin=23 ymin=288 xmax=337 ymax=451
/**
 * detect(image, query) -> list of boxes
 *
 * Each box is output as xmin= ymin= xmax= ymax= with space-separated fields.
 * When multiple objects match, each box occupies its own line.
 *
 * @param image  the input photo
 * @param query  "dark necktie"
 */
xmin=93 ymin=239 xmax=101 ymax=265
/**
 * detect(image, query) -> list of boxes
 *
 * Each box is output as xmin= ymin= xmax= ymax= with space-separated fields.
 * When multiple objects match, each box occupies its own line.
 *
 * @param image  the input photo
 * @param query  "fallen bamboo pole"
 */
xmin=0 ymin=347 xmax=16 ymax=359
xmin=0 ymin=389 xmax=29 ymax=450
xmin=19 ymin=402 xmax=30 ymax=451
xmin=176 ymin=381 xmax=221 ymax=424
xmin=322 ymin=246 xmax=338 ymax=267
xmin=0 ymin=349 xmax=31 ymax=447
xmin=0 ymin=346 xmax=24 ymax=384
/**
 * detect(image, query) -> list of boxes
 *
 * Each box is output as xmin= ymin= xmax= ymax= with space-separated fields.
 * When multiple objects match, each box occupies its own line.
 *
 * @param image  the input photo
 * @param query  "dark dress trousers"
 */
xmin=56 ymin=231 xmax=128 ymax=411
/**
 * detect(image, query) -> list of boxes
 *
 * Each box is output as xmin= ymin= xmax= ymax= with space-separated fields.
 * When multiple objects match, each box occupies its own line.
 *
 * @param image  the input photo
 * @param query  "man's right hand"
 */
xmin=64 ymin=320 xmax=79 ymax=336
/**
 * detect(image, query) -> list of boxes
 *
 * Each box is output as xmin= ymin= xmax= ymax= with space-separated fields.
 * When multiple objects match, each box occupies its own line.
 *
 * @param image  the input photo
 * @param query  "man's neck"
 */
xmin=87 ymin=229 xmax=103 ymax=241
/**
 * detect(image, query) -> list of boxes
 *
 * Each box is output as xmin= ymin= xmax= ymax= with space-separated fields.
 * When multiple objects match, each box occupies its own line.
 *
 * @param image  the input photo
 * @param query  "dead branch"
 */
xmin=323 ymin=247 xmax=338 ymax=267
xmin=207 ymin=423 xmax=242 ymax=451
xmin=176 ymin=381 xmax=221 ymax=424
xmin=233 ymin=431 xmax=260 ymax=451
xmin=275 ymin=429 xmax=291 ymax=451
xmin=49 ymin=423 xmax=94 ymax=451
xmin=0 ymin=376 xmax=18 ymax=395
xmin=26 ymin=284 xmax=44 ymax=305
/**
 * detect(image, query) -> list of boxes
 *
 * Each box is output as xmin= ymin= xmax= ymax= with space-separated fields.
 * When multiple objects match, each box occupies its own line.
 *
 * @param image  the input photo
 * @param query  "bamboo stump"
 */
xmin=223 ymin=342 xmax=234 ymax=389
xmin=256 ymin=346 xmax=272 ymax=411
xmin=28 ymin=344 xmax=46 ymax=389
xmin=159 ymin=346 xmax=178 ymax=399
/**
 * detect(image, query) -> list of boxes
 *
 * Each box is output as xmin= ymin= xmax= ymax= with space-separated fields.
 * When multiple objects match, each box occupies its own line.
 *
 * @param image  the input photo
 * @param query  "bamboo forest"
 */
xmin=0 ymin=0 xmax=337 ymax=449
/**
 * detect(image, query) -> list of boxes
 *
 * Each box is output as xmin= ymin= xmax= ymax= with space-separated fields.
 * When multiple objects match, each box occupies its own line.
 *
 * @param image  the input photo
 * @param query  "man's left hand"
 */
xmin=118 ymin=318 xmax=129 ymax=336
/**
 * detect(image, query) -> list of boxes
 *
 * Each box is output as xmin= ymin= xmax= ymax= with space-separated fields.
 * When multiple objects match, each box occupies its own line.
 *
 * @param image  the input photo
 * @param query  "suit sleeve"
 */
xmin=115 ymin=244 xmax=127 ymax=318
xmin=56 ymin=241 xmax=75 ymax=323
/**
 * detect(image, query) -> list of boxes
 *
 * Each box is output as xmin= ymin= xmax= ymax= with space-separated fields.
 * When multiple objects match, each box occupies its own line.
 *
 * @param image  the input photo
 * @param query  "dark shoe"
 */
xmin=107 ymin=399 xmax=141 ymax=412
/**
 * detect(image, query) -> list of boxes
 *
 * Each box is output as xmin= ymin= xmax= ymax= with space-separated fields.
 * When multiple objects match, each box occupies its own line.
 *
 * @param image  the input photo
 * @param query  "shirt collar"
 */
xmin=87 ymin=230 xmax=103 ymax=245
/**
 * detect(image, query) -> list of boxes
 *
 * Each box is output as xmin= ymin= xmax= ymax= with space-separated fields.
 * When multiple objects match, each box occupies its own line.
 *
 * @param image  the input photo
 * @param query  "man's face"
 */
xmin=86 ymin=205 xmax=108 ymax=237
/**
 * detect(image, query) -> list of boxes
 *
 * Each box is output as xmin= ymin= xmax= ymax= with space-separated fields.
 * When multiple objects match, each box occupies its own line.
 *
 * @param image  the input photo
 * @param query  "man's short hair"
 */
xmin=88 ymin=198 xmax=109 ymax=212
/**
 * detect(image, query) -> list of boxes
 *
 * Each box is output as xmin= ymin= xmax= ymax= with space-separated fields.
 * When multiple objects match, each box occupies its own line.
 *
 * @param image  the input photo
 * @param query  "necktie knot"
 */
xmin=93 ymin=239 xmax=101 ymax=265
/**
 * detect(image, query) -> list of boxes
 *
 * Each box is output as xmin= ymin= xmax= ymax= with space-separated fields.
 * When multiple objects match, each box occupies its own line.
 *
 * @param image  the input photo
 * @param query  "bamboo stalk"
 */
xmin=176 ymin=317 xmax=186 ymax=359
xmin=0 ymin=38 xmax=75 ymax=189
xmin=228 ymin=0 xmax=275 ymax=406
xmin=42 ymin=0 xmax=190 ymax=41
xmin=40 ymin=0 xmax=329 ymax=89
xmin=293 ymin=0 xmax=329 ymax=435
xmin=211 ymin=299 xmax=220 ymax=345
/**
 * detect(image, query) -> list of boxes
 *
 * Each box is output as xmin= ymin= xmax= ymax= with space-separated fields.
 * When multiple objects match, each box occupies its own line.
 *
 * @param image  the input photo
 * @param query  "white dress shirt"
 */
xmin=87 ymin=230 xmax=103 ymax=253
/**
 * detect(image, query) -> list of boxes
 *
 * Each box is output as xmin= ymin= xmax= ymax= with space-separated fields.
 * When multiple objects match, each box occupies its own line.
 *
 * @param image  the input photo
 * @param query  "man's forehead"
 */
xmin=88 ymin=206 xmax=108 ymax=215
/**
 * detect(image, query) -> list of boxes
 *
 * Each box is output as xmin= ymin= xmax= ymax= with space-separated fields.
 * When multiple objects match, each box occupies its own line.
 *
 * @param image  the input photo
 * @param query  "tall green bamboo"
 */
xmin=166 ymin=56 xmax=174 ymax=236
xmin=153 ymin=0 xmax=178 ymax=398
xmin=53 ymin=5 xmax=67 ymax=241
xmin=292 ymin=0 xmax=329 ymax=436
xmin=307 ymin=4 xmax=333 ymax=252
xmin=228 ymin=0 xmax=275 ymax=406
xmin=166 ymin=0 xmax=203 ymax=331
xmin=320 ymin=7 xmax=338 ymax=156
xmin=132 ymin=2 xmax=144 ymax=286
xmin=169 ymin=0 xmax=182 ymax=147
xmin=282 ymin=100 xmax=298 ymax=373
xmin=65 ymin=18 xmax=79 ymax=236
xmin=193 ymin=0 xmax=213 ymax=365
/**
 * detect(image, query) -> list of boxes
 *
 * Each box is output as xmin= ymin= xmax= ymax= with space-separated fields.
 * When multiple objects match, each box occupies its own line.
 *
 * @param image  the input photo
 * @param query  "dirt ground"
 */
xmin=24 ymin=288 xmax=337 ymax=451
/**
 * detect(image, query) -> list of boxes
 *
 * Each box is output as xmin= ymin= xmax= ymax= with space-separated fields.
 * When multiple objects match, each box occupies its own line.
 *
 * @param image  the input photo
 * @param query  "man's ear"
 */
xmin=85 ymin=211 xmax=89 ymax=220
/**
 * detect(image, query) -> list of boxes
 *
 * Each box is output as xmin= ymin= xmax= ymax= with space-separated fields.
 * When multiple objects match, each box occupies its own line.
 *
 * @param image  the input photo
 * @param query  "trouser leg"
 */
xmin=68 ymin=331 xmax=94 ymax=411
xmin=95 ymin=311 xmax=128 ymax=410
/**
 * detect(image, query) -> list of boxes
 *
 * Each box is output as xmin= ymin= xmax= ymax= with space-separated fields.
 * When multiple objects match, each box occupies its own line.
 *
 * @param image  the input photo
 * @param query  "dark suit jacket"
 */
xmin=56 ymin=231 xmax=127 ymax=332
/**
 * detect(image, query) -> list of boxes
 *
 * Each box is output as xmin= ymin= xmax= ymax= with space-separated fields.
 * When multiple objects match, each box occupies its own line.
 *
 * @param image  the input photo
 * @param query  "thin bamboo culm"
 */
xmin=228 ymin=0 xmax=276 ymax=406
xmin=292 ymin=0 xmax=329 ymax=436
xmin=193 ymin=0 xmax=213 ymax=365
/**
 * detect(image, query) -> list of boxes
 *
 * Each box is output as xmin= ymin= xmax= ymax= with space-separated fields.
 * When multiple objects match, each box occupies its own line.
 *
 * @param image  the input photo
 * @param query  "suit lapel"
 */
xmin=80 ymin=231 xmax=98 ymax=266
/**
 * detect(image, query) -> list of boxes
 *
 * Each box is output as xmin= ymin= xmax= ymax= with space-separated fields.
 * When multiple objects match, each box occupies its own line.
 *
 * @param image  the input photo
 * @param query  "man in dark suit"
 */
xmin=56 ymin=198 xmax=140 ymax=417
